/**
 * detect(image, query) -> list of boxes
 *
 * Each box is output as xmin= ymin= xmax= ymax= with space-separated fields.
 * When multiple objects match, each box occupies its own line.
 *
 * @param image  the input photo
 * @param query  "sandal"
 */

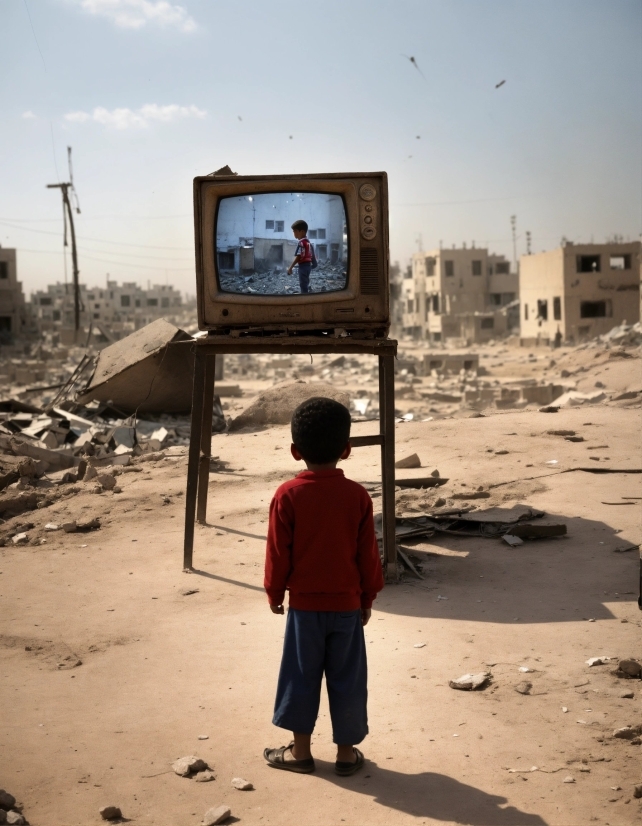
xmin=264 ymin=741 xmax=315 ymax=774
xmin=335 ymin=747 xmax=365 ymax=776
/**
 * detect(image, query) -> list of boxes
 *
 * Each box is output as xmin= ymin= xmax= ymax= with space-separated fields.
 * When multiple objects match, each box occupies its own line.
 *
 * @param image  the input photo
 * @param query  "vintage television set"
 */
xmin=193 ymin=171 xmax=389 ymax=337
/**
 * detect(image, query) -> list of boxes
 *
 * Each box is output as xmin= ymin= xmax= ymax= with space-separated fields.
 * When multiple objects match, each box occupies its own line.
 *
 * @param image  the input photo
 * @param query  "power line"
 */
xmin=0 ymin=219 xmax=193 ymax=251
xmin=22 ymin=0 xmax=47 ymax=72
xmin=16 ymin=247 xmax=194 ymax=272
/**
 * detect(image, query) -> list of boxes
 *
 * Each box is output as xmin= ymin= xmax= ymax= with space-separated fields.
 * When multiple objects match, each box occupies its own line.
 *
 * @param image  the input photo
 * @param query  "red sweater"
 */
xmin=264 ymin=469 xmax=384 ymax=611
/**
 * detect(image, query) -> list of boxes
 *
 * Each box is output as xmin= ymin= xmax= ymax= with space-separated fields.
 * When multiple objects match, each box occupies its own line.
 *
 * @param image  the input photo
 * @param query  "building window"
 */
xmin=94 ymin=303 xmax=100 ymax=309
xmin=480 ymin=317 xmax=494 ymax=329
xmin=537 ymin=299 xmax=548 ymax=321
xmin=275 ymin=221 xmax=284 ymax=232
xmin=426 ymin=257 xmax=436 ymax=276
xmin=268 ymin=245 xmax=283 ymax=264
xmin=93 ymin=313 xmax=100 ymax=319
xmin=39 ymin=297 xmax=53 ymax=306
xmin=317 ymin=228 xmax=326 ymax=239
xmin=265 ymin=220 xmax=274 ymax=230
xmin=490 ymin=293 xmax=502 ymax=306
xmin=87 ymin=294 xmax=94 ymax=301
xmin=472 ymin=260 xmax=482 ymax=276
xmin=580 ymin=300 xmax=611 ymax=318
xmin=444 ymin=260 xmax=454 ymax=277
xmin=0 ymin=262 xmax=8 ymax=279
xmin=553 ymin=297 xmax=562 ymax=320
xmin=610 ymin=254 xmax=631 ymax=270
xmin=309 ymin=230 xmax=317 ymax=239
xmin=121 ymin=295 xmax=130 ymax=307
xmin=577 ymin=254 xmax=600 ymax=272
xmin=161 ymin=297 xmax=170 ymax=308
xmin=524 ymin=303 xmax=528 ymax=320
xmin=316 ymin=244 xmax=327 ymax=260
xmin=147 ymin=298 xmax=158 ymax=307
xmin=495 ymin=262 xmax=510 ymax=274
xmin=52 ymin=310 xmax=61 ymax=321
xmin=406 ymin=299 xmax=413 ymax=313
xmin=432 ymin=295 xmax=439 ymax=314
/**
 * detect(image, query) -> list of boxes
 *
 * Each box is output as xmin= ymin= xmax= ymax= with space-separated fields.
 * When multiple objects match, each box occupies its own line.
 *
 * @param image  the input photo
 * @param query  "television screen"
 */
xmin=215 ymin=192 xmax=348 ymax=296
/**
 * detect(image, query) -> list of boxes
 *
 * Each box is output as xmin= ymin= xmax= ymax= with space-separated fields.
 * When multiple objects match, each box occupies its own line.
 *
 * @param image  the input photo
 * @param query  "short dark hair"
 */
xmin=291 ymin=219 xmax=308 ymax=233
xmin=291 ymin=397 xmax=351 ymax=465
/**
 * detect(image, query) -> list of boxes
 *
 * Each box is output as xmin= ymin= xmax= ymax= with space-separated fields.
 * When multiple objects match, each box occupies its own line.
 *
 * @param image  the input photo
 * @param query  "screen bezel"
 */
xmin=199 ymin=178 xmax=360 ymax=306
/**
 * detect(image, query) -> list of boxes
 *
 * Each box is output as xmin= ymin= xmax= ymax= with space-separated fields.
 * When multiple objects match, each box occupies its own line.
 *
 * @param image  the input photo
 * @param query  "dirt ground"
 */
xmin=1 ymin=343 xmax=641 ymax=826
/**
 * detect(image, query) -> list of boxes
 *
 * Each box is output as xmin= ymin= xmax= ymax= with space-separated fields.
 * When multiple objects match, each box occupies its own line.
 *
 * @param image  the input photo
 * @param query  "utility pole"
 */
xmin=47 ymin=147 xmax=81 ymax=342
xmin=525 ymin=230 xmax=532 ymax=255
xmin=510 ymin=214 xmax=517 ymax=271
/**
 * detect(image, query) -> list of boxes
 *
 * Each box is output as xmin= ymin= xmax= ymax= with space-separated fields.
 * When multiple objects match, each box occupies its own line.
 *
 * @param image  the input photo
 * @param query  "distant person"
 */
xmin=263 ymin=397 xmax=384 ymax=776
xmin=287 ymin=220 xmax=313 ymax=293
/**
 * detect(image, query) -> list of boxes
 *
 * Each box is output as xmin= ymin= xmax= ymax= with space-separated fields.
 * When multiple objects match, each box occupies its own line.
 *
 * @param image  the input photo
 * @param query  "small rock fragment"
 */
xmin=395 ymin=453 xmax=421 ymax=469
xmin=519 ymin=666 xmax=534 ymax=673
xmin=613 ymin=725 xmax=642 ymax=740
xmin=6 ymin=813 xmax=25 ymax=826
xmin=62 ymin=521 xmax=78 ymax=533
xmin=172 ymin=755 xmax=208 ymax=777
xmin=413 ymin=643 xmax=426 ymax=648
xmin=633 ymin=784 xmax=642 ymax=799
xmin=515 ymin=681 xmax=533 ymax=695
xmin=194 ymin=771 xmax=216 ymax=782
xmin=11 ymin=533 xmax=28 ymax=545
xmin=0 ymin=790 xmax=16 ymax=809
xmin=198 ymin=734 xmax=209 ymax=739
xmin=562 ymin=707 xmax=568 ymax=713
xmin=180 ymin=588 xmax=199 ymax=596
xmin=449 ymin=672 xmax=491 ymax=691
xmin=563 ymin=776 xmax=575 ymax=783
xmin=231 ymin=777 xmax=253 ymax=790
xmin=99 ymin=806 xmax=122 ymax=821
xmin=502 ymin=534 xmax=523 ymax=547
xmin=620 ymin=690 xmax=634 ymax=699
xmin=203 ymin=805 xmax=231 ymax=825
xmin=616 ymin=659 xmax=642 ymax=679
xmin=44 ymin=522 xmax=60 ymax=531
xmin=430 ymin=469 xmax=440 ymax=477
xmin=586 ymin=656 xmax=615 ymax=667
xmin=97 ymin=474 xmax=117 ymax=491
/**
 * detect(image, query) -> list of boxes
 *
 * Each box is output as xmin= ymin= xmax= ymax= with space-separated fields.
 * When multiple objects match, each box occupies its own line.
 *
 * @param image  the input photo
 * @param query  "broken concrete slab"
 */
xmin=395 ymin=453 xmax=421 ymax=469
xmin=76 ymin=319 xmax=197 ymax=414
xmin=203 ymin=806 xmax=231 ymax=826
xmin=449 ymin=672 xmax=491 ymax=691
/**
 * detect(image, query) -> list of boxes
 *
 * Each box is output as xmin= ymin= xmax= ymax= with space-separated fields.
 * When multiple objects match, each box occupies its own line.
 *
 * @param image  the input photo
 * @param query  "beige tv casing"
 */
xmin=193 ymin=171 xmax=390 ymax=336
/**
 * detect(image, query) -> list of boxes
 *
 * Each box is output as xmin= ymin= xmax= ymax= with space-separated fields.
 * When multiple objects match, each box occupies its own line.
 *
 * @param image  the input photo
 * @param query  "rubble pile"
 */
xmin=219 ymin=263 xmax=347 ymax=295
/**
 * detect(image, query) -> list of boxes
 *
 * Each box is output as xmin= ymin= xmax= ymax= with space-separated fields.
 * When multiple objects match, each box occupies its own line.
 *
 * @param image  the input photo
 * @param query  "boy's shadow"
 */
xmin=312 ymin=760 xmax=548 ymax=825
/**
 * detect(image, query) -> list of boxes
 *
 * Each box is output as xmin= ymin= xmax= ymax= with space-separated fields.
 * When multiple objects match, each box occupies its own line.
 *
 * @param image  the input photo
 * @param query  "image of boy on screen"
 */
xmin=287 ymin=219 xmax=313 ymax=293
xmin=263 ymin=397 xmax=384 ymax=777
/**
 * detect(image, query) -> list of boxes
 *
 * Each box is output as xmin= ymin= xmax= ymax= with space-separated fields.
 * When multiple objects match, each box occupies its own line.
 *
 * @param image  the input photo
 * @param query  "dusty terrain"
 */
xmin=1 ymin=339 xmax=641 ymax=826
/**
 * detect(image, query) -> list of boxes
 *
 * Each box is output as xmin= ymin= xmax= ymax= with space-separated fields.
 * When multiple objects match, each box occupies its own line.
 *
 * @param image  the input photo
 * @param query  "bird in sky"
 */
xmin=495 ymin=79 xmax=506 ymax=88
xmin=238 ymin=115 xmax=242 ymax=120
xmin=401 ymin=55 xmax=425 ymax=79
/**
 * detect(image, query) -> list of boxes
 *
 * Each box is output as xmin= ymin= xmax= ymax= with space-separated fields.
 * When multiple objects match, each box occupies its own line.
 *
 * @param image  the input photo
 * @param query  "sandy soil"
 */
xmin=1 ymin=347 xmax=641 ymax=826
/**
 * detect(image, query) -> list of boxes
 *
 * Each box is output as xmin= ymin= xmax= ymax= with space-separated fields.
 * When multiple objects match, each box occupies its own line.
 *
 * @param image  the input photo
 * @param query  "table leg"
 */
xmin=197 ymin=355 xmax=216 ymax=524
xmin=183 ymin=348 xmax=206 ymax=570
xmin=379 ymin=354 xmax=397 ymax=579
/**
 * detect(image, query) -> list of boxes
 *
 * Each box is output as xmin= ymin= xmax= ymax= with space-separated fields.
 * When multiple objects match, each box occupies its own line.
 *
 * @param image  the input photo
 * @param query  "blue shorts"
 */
xmin=272 ymin=608 xmax=368 ymax=745
xmin=298 ymin=262 xmax=311 ymax=293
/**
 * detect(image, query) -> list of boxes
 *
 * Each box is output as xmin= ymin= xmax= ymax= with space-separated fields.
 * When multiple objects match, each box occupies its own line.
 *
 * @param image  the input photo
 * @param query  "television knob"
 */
xmin=362 ymin=226 xmax=377 ymax=240
xmin=359 ymin=184 xmax=376 ymax=201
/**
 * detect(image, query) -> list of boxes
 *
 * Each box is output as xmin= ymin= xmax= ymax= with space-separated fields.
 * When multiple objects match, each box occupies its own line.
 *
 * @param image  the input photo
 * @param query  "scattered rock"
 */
xmin=0 ymin=794 xmax=15 ymax=813
xmin=502 ymin=534 xmax=523 ymax=547
xmin=198 ymin=734 xmax=209 ymax=740
xmin=620 ymin=690 xmax=635 ymax=699
xmin=430 ymin=469 xmax=440 ymax=477
xmin=563 ymin=776 xmax=575 ymax=783
xmin=395 ymin=453 xmax=421 ymax=469
xmin=96 ymin=474 xmax=117 ymax=491
xmin=11 ymin=532 xmax=28 ymax=545
xmin=613 ymin=724 xmax=642 ymax=740
xmin=6 ymin=813 xmax=25 ymax=826
xmin=99 ymin=805 xmax=122 ymax=821
xmin=633 ymin=784 xmax=642 ymax=799
xmin=615 ymin=659 xmax=642 ymax=679
xmin=203 ymin=805 xmax=231 ymax=825
xmin=179 ymin=588 xmax=199 ymax=596
xmin=44 ymin=522 xmax=60 ymax=531
xmin=413 ymin=642 xmax=426 ymax=648
xmin=231 ymin=777 xmax=253 ymax=790
xmin=586 ymin=656 xmax=616 ymax=667
xmin=194 ymin=771 xmax=216 ymax=783
xmin=515 ymin=681 xmax=533 ymax=695
xmin=172 ymin=755 xmax=209 ymax=777
xmin=449 ymin=671 xmax=491 ymax=691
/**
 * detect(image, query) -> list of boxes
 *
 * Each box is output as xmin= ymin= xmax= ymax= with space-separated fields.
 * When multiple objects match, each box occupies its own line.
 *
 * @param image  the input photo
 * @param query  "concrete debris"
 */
xmin=5 ymin=813 xmax=25 ymax=825
xmin=203 ymin=805 xmax=232 ymax=825
xmin=395 ymin=453 xmax=421 ymax=469
xmin=613 ymin=724 xmax=642 ymax=740
xmin=586 ymin=656 xmax=616 ymax=667
xmin=99 ymin=805 xmax=122 ymax=821
xmin=515 ymin=681 xmax=533 ymax=695
xmin=502 ymin=534 xmax=524 ymax=547
xmin=11 ymin=532 xmax=28 ymax=545
xmin=563 ymin=776 xmax=575 ymax=783
xmin=449 ymin=671 xmax=492 ymax=691
xmin=231 ymin=777 xmax=253 ymax=790
xmin=172 ymin=756 xmax=209 ymax=777
xmin=62 ymin=518 xmax=100 ymax=533
xmin=194 ymin=771 xmax=216 ymax=782
xmin=229 ymin=381 xmax=349 ymax=430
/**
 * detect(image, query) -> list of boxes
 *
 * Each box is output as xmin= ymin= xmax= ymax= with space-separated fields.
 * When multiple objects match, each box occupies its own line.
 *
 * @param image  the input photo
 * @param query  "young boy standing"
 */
xmin=263 ymin=397 xmax=384 ymax=775
xmin=287 ymin=219 xmax=313 ymax=294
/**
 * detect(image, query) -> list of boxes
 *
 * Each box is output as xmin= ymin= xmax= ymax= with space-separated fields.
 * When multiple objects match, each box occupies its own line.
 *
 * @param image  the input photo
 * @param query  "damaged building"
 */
xmin=0 ymin=246 xmax=28 ymax=343
xmin=401 ymin=246 xmax=518 ymax=343
xmin=519 ymin=241 xmax=641 ymax=345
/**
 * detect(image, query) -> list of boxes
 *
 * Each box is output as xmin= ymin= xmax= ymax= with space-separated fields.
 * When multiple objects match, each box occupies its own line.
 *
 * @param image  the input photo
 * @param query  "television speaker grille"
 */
xmin=359 ymin=247 xmax=379 ymax=295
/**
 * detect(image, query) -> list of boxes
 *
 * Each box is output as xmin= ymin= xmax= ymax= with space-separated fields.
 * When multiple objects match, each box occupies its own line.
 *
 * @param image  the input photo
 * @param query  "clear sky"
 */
xmin=1 ymin=0 xmax=640 ymax=297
